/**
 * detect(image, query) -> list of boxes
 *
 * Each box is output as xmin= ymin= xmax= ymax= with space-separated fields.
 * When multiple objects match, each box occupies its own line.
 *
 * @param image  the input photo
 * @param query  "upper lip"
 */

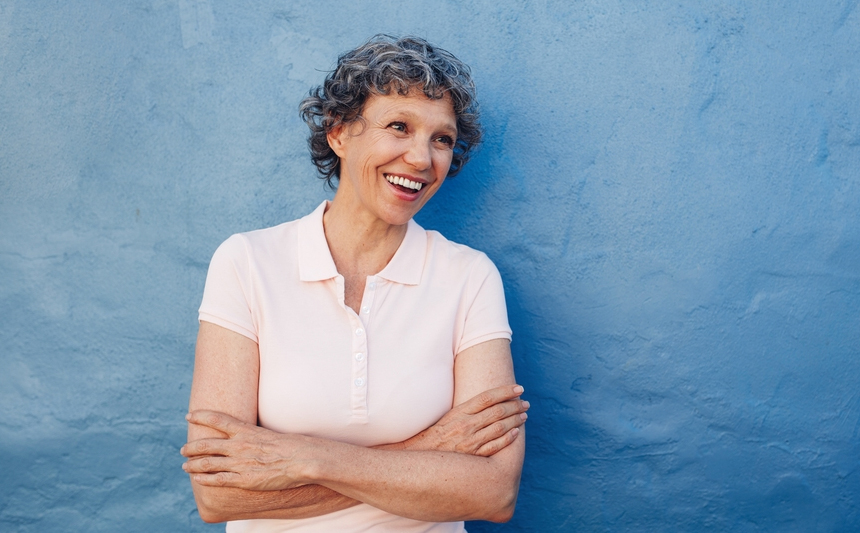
xmin=384 ymin=172 xmax=429 ymax=185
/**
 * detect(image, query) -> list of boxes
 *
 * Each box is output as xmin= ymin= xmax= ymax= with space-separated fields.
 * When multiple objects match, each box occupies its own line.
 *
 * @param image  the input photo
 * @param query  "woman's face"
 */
xmin=327 ymin=90 xmax=458 ymax=227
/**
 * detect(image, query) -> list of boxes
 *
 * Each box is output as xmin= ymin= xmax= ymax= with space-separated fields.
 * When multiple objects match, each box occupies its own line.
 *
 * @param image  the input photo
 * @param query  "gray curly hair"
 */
xmin=299 ymin=34 xmax=482 ymax=188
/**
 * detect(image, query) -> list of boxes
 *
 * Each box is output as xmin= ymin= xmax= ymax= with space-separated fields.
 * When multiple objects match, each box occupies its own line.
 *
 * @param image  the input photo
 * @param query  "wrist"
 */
xmin=280 ymin=434 xmax=326 ymax=487
xmin=402 ymin=427 xmax=439 ymax=452
xmin=375 ymin=440 xmax=407 ymax=451
xmin=296 ymin=435 xmax=337 ymax=485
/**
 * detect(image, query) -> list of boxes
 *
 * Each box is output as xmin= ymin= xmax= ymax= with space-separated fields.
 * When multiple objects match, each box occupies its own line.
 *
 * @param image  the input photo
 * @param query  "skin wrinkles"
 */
xmin=327 ymin=90 xmax=457 ymax=232
xmin=183 ymin=88 xmax=527 ymax=525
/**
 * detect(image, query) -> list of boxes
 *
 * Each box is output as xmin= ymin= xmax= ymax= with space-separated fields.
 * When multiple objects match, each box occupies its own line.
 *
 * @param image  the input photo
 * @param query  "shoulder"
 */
xmin=420 ymin=229 xmax=511 ymax=353
xmin=211 ymin=219 xmax=301 ymax=263
xmin=214 ymin=201 xmax=327 ymax=263
xmin=423 ymin=229 xmax=501 ymax=278
xmin=236 ymin=218 xmax=302 ymax=249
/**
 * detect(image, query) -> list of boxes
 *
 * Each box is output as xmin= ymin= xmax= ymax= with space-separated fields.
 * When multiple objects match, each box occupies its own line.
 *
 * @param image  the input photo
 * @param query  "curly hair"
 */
xmin=299 ymin=34 xmax=482 ymax=188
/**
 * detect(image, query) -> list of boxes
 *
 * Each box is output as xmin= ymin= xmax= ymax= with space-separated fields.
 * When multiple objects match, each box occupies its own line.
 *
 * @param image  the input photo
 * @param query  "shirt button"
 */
xmin=362 ymin=306 xmax=370 ymax=314
xmin=355 ymin=328 xmax=363 ymax=336
xmin=355 ymin=352 xmax=364 ymax=361
xmin=354 ymin=378 xmax=364 ymax=387
xmin=368 ymin=282 xmax=376 ymax=290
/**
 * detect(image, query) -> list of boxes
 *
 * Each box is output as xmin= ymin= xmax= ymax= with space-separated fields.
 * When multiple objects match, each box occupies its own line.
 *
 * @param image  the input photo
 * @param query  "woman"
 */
xmin=181 ymin=35 xmax=527 ymax=531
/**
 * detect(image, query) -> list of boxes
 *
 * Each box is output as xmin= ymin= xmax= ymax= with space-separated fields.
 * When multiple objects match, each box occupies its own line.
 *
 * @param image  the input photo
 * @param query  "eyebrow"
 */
xmin=385 ymin=109 xmax=457 ymax=134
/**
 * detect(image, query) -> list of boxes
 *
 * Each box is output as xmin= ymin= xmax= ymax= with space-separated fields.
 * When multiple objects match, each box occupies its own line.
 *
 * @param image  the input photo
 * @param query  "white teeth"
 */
xmin=386 ymin=175 xmax=423 ymax=191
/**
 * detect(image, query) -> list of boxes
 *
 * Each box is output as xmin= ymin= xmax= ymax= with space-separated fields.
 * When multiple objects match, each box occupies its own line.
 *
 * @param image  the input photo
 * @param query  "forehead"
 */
xmin=363 ymin=90 xmax=457 ymax=131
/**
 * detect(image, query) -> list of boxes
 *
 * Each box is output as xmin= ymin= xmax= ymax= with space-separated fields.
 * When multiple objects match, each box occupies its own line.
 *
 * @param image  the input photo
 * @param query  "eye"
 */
xmin=435 ymin=135 xmax=455 ymax=148
xmin=388 ymin=122 xmax=407 ymax=132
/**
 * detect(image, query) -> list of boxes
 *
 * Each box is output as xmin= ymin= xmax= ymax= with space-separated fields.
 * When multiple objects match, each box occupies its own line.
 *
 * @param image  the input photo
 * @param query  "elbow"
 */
xmin=491 ymin=504 xmax=516 ymax=523
xmin=475 ymin=452 xmax=523 ymax=523
xmin=469 ymin=478 xmax=518 ymax=523
xmin=197 ymin=503 xmax=227 ymax=524
xmin=198 ymin=508 xmax=226 ymax=524
xmin=485 ymin=488 xmax=518 ymax=523
xmin=191 ymin=482 xmax=229 ymax=523
xmin=196 ymin=502 xmax=228 ymax=524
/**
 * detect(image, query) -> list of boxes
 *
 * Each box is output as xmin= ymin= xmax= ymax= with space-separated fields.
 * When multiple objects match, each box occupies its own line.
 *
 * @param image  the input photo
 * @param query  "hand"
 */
xmin=182 ymin=410 xmax=314 ymax=491
xmin=399 ymin=384 xmax=529 ymax=457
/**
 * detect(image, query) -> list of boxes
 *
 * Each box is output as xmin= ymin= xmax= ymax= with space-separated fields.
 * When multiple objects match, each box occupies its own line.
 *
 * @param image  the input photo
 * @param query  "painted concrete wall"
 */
xmin=1 ymin=1 xmax=858 ymax=531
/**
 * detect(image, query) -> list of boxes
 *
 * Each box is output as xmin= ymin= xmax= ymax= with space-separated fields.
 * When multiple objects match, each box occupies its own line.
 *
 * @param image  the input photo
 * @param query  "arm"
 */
xmin=186 ymin=337 xmax=525 ymax=523
xmin=187 ymin=321 xmax=359 ymax=522
xmin=309 ymin=337 xmax=524 ymax=522
xmin=187 ymin=322 xmax=527 ymax=522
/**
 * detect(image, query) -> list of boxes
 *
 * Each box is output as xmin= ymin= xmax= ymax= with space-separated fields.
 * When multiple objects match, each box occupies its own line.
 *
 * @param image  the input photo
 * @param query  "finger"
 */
xmin=186 ymin=410 xmax=246 ymax=437
xmin=182 ymin=455 xmax=234 ymax=474
xmin=457 ymin=385 xmax=525 ymax=415
xmin=452 ymin=410 xmax=527 ymax=455
xmin=475 ymin=427 xmax=521 ymax=457
xmin=474 ymin=399 xmax=530 ymax=430
xmin=474 ymin=411 xmax=528 ymax=446
xmin=180 ymin=438 xmax=230 ymax=458
xmin=189 ymin=471 xmax=244 ymax=488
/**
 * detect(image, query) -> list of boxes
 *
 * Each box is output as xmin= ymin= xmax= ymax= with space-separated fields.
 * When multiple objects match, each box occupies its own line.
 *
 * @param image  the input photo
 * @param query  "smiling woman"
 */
xmin=326 ymin=91 xmax=456 ymax=228
xmin=182 ymin=35 xmax=527 ymax=532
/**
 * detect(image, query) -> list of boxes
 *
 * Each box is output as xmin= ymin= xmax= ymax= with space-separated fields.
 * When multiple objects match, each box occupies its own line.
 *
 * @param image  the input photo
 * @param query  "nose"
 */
xmin=403 ymin=138 xmax=432 ymax=171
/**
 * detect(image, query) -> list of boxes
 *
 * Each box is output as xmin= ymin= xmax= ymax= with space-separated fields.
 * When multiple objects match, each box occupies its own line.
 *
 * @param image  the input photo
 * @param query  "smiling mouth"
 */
xmin=385 ymin=174 xmax=424 ymax=193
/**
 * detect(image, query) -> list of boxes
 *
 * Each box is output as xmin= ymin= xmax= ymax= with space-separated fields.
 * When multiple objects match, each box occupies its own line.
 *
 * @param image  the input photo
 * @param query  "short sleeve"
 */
xmin=198 ymin=234 xmax=258 ymax=342
xmin=455 ymin=254 xmax=512 ymax=355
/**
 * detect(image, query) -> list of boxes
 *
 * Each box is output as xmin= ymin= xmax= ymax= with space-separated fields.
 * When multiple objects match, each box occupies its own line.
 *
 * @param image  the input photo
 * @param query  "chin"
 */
xmin=379 ymin=203 xmax=423 ymax=226
xmin=384 ymin=213 xmax=415 ymax=227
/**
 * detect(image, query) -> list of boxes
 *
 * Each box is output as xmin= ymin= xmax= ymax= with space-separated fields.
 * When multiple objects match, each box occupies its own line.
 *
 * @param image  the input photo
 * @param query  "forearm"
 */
xmin=306 ymin=340 xmax=525 ymax=522
xmin=188 ymin=425 xmax=440 ymax=523
xmin=189 ymin=436 xmax=444 ymax=522
xmin=184 ymin=334 xmax=528 ymax=523
xmin=308 ymin=432 xmax=524 ymax=523
xmin=191 ymin=482 xmax=359 ymax=523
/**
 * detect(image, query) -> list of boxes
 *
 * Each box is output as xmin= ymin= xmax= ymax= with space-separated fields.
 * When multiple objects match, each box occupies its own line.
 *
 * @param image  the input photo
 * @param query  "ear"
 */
xmin=326 ymin=123 xmax=348 ymax=159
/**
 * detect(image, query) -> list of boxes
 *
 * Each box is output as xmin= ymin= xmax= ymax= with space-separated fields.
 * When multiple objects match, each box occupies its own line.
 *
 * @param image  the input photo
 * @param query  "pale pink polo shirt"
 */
xmin=199 ymin=201 xmax=511 ymax=532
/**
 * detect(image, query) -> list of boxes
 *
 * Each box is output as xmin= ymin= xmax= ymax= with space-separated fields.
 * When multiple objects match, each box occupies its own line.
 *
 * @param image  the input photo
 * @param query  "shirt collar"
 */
xmin=298 ymin=201 xmax=339 ymax=282
xmin=297 ymin=200 xmax=427 ymax=286
xmin=376 ymin=218 xmax=426 ymax=286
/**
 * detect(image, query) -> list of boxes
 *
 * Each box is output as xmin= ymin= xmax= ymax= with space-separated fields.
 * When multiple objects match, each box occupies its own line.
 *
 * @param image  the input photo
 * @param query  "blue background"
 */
xmin=1 ymin=1 xmax=858 ymax=531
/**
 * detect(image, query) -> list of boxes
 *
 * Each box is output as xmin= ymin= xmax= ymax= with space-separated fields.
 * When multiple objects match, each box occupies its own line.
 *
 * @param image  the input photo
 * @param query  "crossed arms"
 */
xmin=182 ymin=321 xmax=528 ymax=523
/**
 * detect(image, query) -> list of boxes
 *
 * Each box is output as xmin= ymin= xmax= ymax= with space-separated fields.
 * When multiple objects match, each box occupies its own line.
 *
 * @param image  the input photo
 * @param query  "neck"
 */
xmin=322 ymin=193 xmax=408 ymax=278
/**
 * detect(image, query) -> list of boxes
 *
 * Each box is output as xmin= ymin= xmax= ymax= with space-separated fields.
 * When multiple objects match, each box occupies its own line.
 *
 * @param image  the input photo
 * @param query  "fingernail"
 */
xmin=180 ymin=446 xmax=185 ymax=454
xmin=185 ymin=413 xmax=191 ymax=421
xmin=520 ymin=413 xmax=528 ymax=421
xmin=513 ymin=385 xmax=524 ymax=394
xmin=181 ymin=462 xmax=188 ymax=471
xmin=522 ymin=400 xmax=530 ymax=409
xmin=511 ymin=427 xmax=520 ymax=437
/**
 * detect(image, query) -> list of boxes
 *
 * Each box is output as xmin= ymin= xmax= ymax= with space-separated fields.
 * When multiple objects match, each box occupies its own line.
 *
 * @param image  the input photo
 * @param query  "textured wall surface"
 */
xmin=1 ymin=1 xmax=858 ymax=531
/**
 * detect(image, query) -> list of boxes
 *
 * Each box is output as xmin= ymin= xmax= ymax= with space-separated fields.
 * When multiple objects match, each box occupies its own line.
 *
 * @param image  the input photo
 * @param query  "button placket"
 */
xmin=349 ymin=276 xmax=378 ymax=421
xmin=361 ymin=276 xmax=378 ymax=327
xmin=349 ymin=312 xmax=368 ymax=421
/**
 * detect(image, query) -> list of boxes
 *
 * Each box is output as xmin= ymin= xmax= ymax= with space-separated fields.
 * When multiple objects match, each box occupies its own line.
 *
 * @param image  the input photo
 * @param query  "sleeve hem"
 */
xmin=456 ymin=330 xmax=512 ymax=357
xmin=198 ymin=313 xmax=258 ymax=343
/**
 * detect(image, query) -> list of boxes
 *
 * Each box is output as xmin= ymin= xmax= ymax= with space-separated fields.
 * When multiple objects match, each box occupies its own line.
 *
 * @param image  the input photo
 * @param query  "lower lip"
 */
xmin=386 ymin=179 xmax=424 ymax=201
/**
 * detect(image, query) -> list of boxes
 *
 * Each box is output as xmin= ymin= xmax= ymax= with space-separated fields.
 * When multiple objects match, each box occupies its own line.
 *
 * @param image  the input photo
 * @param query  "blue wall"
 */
xmin=1 ymin=1 xmax=858 ymax=531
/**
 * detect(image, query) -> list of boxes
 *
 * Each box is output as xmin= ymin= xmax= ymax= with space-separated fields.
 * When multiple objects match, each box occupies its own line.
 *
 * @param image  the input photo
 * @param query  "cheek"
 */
xmin=348 ymin=146 xmax=373 ymax=174
xmin=359 ymin=155 xmax=378 ymax=181
xmin=433 ymin=152 xmax=454 ymax=176
xmin=420 ymin=179 xmax=446 ymax=207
